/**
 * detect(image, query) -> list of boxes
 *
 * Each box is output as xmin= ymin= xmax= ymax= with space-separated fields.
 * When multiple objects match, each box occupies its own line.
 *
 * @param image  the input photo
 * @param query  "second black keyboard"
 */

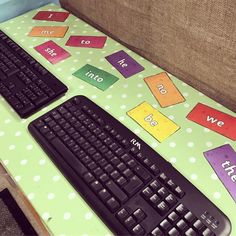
xmin=29 ymin=96 xmax=231 ymax=236
xmin=0 ymin=30 xmax=68 ymax=118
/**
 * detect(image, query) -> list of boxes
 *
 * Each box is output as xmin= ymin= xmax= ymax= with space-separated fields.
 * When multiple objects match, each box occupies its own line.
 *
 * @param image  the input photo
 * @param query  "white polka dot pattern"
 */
xmin=0 ymin=3 xmax=235 ymax=236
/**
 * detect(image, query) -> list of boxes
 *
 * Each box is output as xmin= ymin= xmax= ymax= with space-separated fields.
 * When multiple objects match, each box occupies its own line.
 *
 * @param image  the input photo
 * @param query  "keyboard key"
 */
xmin=110 ymin=129 xmax=117 ymax=137
xmin=167 ymin=179 xmax=177 ymax=190
xmin=184 ymin=228 xmax=197 ymax=236
xmin=193 ymin=219 xmax=204 ymax=231
xmin=133 ymin=209 xmax=146 ymax=222
xmin=117 ymin=176 xmax=127 ymax=186
xmin=150 ymin=194 xmax=160 ymax=205
xmin=111 ymin=157 xmax=120 ymax=166
xmin=51 ymin=138 xmax=87 ymax=177
xmin=136 ymin=152 xmax=144 ymax=161
xmin=157 ymin=201 xmax=169 ymax=215
xmin=110 ymin=142 xmax=119 ymax=151
xmin=94 ymin=167 xmax=103 ymax=177
xmin=83 ymin=172 xmax=95 ymax=183
xmin=104 ymin=124 xmax=112 ymax=131
xmin=111 ymin=170 xmax=120 ymax=179
xmin=123 ymin=175 xmax=143 ymax=196
xmin=120 ymin=153 xmax=131 ymax=163
xmin=176 ymin=204 xmax=188 ymax=215
xmin=98 ymin=189 xmax=111 ymax=202
xmin=104 ymin=137 xmax=113 ymax=145
xmin=184 ymin=211 xmax=196 ymax=223
xmin=150 ymin=164 xmax=160 ymax=175
xmin=116 ymin=208 xmax=129 ymax=222
xmin=104 ymin=164 xmax=114 ymax=173
xmin=106 ymin=197 xmax=120 ymax=212
xmin=124 ymin=216 xmax=136 ymax=229
xmin=105 ymin=150 xmax=114 ymax=159
xmin=117 ymin=163 xmax=126 ymax=172
xmin=34 ymin=119 xmax=45 ymax=128
xmin=168 ymin=227 xmax=180 ymax=236
xmin=165 ymin=194 xmax=177 ymax=207
xmin=82 ymin=156 xmax=92 ymax=165
xmin=123 ymin=169 xmax=133 ymax=178
xmin=142 ymin=187 xmax=153 ymax=199
xmin=91 ymin=181 xmax=103 ymax=192
xmin=127 ymin=159 xmax=137 ymax=168
xmin=130 ymin=147 xmax=139 ymax=155
xmin=151 ymin=227 xmax=164 ymax=236
xmin=160 ymin=219 xmax=171 ymax=231
xmin=158 ymin=187 xmax=169 ymax=198
xmin=202 ymin=228 xmax=214 ymax=236
xmin=150 ymin=180 xmax=161 ymax=190
xmin=93 ymin=153 xmax=102 ymax=161
xmin=143 ymin=158 xmax=152 ymax=167
xmin=106 ymin=180 xmax=128 ymax=203
xmin=99 ymin=173 xmax=109 ymax=183
xmin=159 ymin=173 xmax=168 ymax=183
xmin=45 ymin=131 xmax=55 ymax=140
xmin=132 ymin=224 xmax=145 ymax=235
xmin=176 ymin=219 xmax=188 ymax=231
xmin=134 ymin=166 xmax=151 ymax=182
xmin=121 ymin=139 xmax=130 ymax=148
xmin=115 ymin=147 xmax=125 ymax=157
xmin=174 ymin=186 xmax=185 ymax=198
xmin=168 ymin=212 xmax=179 ymax=223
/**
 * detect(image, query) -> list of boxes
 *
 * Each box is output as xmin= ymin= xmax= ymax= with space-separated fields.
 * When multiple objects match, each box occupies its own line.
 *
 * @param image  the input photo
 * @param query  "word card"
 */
xmin=105 ymin=50 xmax=144 ymax=78
xmin=33 ymin=11 xmax=70 ymax=22
xmin=28 ymin=26 xmax=69 ymax=38
xmin=204 ymin=144 xmax=236 ymax=202
xmin=34 ymin=40 xmax=71 ymax=64
xmin=66 ymin=36 xmax=107 ymax=49
xmin=127 ymin=102 xmax=180 ymax=142
xmin=187 ymin=103 xmax=236 ymax=141
xmin=73 ymin=64 xmax=119 ymax=91
xmin=144 ymin=72 xmax=185 ymax=107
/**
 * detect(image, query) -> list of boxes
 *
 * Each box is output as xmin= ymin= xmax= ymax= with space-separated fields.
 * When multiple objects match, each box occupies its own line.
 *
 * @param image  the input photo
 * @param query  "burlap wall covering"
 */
xmin=60 ymin=0 xmax=236 ymax=112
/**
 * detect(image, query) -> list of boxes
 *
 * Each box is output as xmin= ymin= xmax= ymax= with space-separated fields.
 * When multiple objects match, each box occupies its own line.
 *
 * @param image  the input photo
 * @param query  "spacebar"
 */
xmin=51 ymin=138 xmax=87 ymax=177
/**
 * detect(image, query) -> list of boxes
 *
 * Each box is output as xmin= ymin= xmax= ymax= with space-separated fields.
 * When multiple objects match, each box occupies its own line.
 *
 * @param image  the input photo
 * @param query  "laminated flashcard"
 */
xmin=187 ymin=103 xmax=236 ymax=141
xmin=127 ymin=101 xmax=180 ymax=142
xmin=73 ymin=64 xmax=119 ymax=91
xmin=66 ymin=36 xmax=107 ymax=48
xmin=28 ymin=26 xmax=69 ymax=38
xmin=33 ymin=11 xmax=70 ymax=22
xmin=105 ymin=50 xmax=144 ymax=78
xmin=34 ymin=40 xmax=71 ymax=64
xmin=144 ymin=72 xmax=185 ymax=107
xmin=204 ymin=144 xmax=236 ymax=202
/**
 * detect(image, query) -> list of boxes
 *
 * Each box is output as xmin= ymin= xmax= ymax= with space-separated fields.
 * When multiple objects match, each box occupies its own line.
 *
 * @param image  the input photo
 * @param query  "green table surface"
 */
xmin=0 ymin=3 xmax=235 ymax=236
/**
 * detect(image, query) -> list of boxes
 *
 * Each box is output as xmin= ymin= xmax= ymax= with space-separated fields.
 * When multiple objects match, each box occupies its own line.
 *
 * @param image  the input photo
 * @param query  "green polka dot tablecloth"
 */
xmin=0 ymin=3 xmax=235 ymax=236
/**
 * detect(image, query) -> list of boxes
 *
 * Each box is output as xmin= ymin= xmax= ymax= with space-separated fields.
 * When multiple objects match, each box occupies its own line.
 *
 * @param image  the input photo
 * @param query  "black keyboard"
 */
xmin=0 ymin=30 xmax=68 ymax=118
xmin=29 ymin=96 xmax=231 ymax=236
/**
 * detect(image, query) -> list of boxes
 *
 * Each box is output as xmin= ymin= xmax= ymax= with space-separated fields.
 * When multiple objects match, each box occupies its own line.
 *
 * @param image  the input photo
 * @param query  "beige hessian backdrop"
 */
xmin=60 ymin=0 xmax=236 ymax=112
